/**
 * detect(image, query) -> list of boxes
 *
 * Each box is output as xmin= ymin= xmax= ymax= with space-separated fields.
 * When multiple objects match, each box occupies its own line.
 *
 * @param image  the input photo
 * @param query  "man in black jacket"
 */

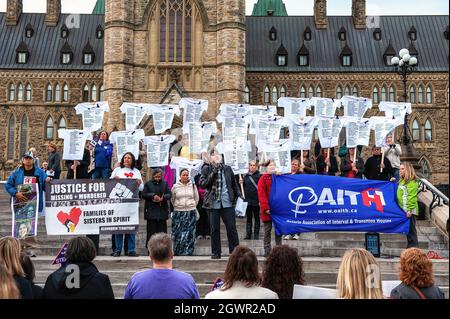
xmin=200 ymin=151 xmax=241 ymax=259
xmin=243 ymin=161 xmax=261 ymax=240
xmin=364 ymin=146 xmax=393 ymax=181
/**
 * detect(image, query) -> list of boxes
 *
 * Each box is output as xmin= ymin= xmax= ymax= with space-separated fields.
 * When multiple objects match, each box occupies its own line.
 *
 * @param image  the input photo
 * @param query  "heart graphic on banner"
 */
xmin=124 ymin=172 xmax=134 ymax=178
xmin=57 ymin=207 xmax=82 ymax=232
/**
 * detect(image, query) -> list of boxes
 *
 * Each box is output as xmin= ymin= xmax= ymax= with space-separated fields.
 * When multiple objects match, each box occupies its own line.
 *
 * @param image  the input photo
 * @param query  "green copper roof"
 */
xmin=252 ymin=0 xmax=288 ymax=16
xmin=92 ymin=0 xmax=105 ymax=14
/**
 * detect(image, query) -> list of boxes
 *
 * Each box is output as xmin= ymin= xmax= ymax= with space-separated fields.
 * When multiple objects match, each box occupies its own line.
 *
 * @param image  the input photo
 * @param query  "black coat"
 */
xmin=141 ymin=179 xmax=171 ymax=220
xmin=243 ymin=171 xmax=261 ymax=207
xmin=42 ymin=262 xmax=114 ymax=299
xmin=200 ymin=164 xmax=241 ymax=209
xmin=14 ymin=275 xmax=33 ymax=299
xmin=364 ymin=155 xmax=393 ymax=181
xmin=65 ymin=148 xmax=91 ymax=179
xmin=316 ymin=155 xmax=338 ymax=175
xmin=390 ymin=283 xmax=445 ymax=299
xmin=340 ymin=154 xmax=365 ymax=178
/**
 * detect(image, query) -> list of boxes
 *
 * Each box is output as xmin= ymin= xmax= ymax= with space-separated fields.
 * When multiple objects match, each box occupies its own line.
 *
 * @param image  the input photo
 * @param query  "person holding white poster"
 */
xmin=216 ymin=141 xmax=251 ymax=175
xmin=143 ymin=135 xmax=176 ymax=168
xmin=110 ymin=152 xmax=144 ymax=257
xmin=316 ymin=148 xmax=338 ymax=176
xmin=75 ymin=101 xmax=109 ymax=132
xmin=92 ymin=131 xmax=114 ymax=179
xmin=179 ymin=98 xmax=208 ymax=133
xmin=383 ymin=133 xmax=402 ymax=181
xmin=340 ymin=147 xmax=364 ymax=178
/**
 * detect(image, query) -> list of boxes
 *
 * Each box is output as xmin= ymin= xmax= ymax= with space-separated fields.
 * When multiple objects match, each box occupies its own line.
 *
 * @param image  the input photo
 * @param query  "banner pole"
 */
xmin=353 ymin=147 xmax=357 ymax=163
xmin=74 ymin=165 xmax=77 ymax=180
xmin=239 ymin=174 xmax=245 ymax=199
xmin=301 ymin=149 xmax=304 ymax=167
xmin=380 ymin=148 xmax=385 ymax=173
xmin=325 ymin=148 xmax=330 ymax=173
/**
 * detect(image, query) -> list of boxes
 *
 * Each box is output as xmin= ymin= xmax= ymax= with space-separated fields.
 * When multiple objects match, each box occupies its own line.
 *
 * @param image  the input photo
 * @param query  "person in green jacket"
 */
xmin=397 ymin=162 xmax=419 ymax=248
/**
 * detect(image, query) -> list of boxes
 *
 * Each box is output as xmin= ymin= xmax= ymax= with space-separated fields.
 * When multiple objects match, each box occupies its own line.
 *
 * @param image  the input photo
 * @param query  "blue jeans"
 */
xmin=114 ymin=234 xmax=135 ymax=254
xmin=392 ymin=168 xmax=400 ymax=181
xmin=92 ymin=167 xmax=110 ymax=179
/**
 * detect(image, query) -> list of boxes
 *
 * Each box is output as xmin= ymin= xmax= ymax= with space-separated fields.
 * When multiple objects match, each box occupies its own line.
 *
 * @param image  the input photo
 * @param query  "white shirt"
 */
xmin=74 ymin=102 xmax=109 ymax=132
xmin=120 ymin=103 xmax=151 ymax=131
xmin=147 ymin=104 xmax=181 ymax=134
xmin=143 ymin=135 xmax=176 ymax=167
xmin=278 ymin=97 xmax=311 ymax=118
xmin=110 ymin=167 xmax=144 ymax=191
xmin=58 ymin=129 xmax=92 ymax=160
xmin=179 ymin=98 xmax=208 ymax=133
xmin=339 ymin=95 xmax=372 ymax=118
xmin=109 ymin=129 xmax=145 ymax=162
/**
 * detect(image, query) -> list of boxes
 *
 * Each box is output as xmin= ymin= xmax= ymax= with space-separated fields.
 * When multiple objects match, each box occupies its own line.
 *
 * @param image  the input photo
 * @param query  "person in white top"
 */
xmin=382 ymin=133 xmax=402 ymax=181
xmin=110 ymin=152 xmax=144 ymax=257
xmin=205 ymin=246 xmax=279 ymax=299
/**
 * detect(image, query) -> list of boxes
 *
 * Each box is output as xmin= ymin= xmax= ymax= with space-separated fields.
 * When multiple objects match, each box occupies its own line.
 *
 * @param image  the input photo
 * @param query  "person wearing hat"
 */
xmin=47 ymin=142 xmax=62 ymax=180
xmin=4 ymin=152 xmax=51 ymax=256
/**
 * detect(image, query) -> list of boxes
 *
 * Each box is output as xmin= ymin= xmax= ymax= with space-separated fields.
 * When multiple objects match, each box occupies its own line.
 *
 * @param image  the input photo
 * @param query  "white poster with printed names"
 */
xmin=143 ymin=135 xmax=176 ymax=167
xmin=278 ymin=97 xmax=311 ymax=118
xmin=109 ymin=129 xmax=145 ymax=162
xmin=216 ymin=141 xmax=252 ymax=175
xmin=254 ymin=116 xmax=286 ymax=147
xmin=369 ymin=117 xmax=403 ymax=147
xmin=179 ymin=98 xmax=208 ymax=133
xmin=219 ymin=104 xmax=250 ymax=117
xmin=120 ymin=103 xmax=151 ymax=131
xmin=258 ymin=140 xmax=292 ymax=174
xmin=344 ymin=118 xmax=372 ymax=148
xmin=310 ymin=97 xmax=339 ymax=118
xmin=287 ymin=117 xmax=319 ymax=150
xmin=339 ymin=96 xmax=373 ymax=118
xmin=318 ymin=117 xmax=346 ymax=149
xmin=148 ymin=104 xmax=181 ymax=134
xmin=217 ymin=114 xmax=250 ymax=144
xmin=74 ymin=102 xmax=109 ymax=132
xmin=170 ymin=156 xmax=203 ymax=179
xmin=378 ymin=102 xmax=412 ymax=121
xmin=188 ymin=122 xmax=217 ymax=154
xmin=247 ymin=105 xmax=278 ymax=134
xmin=58 ymin=129 xmax=92 ymax=160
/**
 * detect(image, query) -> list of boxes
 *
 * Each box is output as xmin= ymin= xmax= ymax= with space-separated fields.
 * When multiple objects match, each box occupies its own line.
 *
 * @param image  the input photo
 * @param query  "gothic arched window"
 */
xmin=45 ymin=116 xmax=54 ymax=140
xmin=159 ymin=0 xmax=193 ymax=63
xmin=20 ymin=115 xmax=28 ymax=157
xmin=7 ymin=114 xmax=16 ymax=160
xmin=264 ymin=86 xmax=270 ymax=104
xmin=272 ymin=86 xmax=278 ymax=104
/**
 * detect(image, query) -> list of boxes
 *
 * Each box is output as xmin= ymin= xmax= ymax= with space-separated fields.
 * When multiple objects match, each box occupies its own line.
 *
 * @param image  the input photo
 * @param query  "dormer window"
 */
xmin=408 ymin=26 xmax=417 ymax=41
xmin=338 ymin=27 xmax=346 ymax=41
xmin=82 ymin=39 xmax=95 ymax=65
xmin=96 ymin=25 xmax=104 ymax=39
xmin=61 ymin=24 xmax=69 ymax=39
xmin=16 ymin=41 xmax=29 ymax=64
xmin=25 ymin=23 xmax=34 ymax=38
xmin=269 ymin=26 xmax=277 ymax=41
xmin=383 ymin=40 xmax=396 ymax=66
xmin=303 ymin=26 xmax=312 ymax=41
xmin=444 ymin=26 xmax=449 ymax=40
xmin=276 ymin=43 xmax=288 ymax=66
xmin=298 ymin=42 xmax=309 ymax=66
xmin=267 ymin=9 xmax=274 ymax=16
xmin=60 ymin=41 xmax=73 ymax=65
xmin=408 ymin=42 xmax=418 ymax=59
xmin=373 ymin=28 xmax=381 ymax=41
xmin=340 ymin=43 xmax=352 ymax=67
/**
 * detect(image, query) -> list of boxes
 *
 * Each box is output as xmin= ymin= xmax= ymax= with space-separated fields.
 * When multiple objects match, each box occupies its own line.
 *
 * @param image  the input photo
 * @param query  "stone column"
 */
xmin=6 ymin=0 xmax=22 ymax=26
xmin=103 ymin=0 xmax=135 ymax=132
xmin=45 ymin=0 xmax=61 ymax=27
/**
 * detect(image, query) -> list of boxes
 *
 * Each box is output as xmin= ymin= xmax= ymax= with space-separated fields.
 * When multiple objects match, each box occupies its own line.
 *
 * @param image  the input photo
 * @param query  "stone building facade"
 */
xmin=0 ymin=0 xmax=448 ymax=186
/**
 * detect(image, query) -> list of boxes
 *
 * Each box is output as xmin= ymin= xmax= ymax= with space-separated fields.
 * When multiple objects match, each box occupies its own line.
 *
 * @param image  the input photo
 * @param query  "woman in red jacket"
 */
xmin=258 ymin=160 xmax=282 ymax=257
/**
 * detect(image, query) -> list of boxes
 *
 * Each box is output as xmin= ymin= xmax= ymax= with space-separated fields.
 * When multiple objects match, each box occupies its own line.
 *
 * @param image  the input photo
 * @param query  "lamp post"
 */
xmin=390 ymin=49 xmax=418 ymax=146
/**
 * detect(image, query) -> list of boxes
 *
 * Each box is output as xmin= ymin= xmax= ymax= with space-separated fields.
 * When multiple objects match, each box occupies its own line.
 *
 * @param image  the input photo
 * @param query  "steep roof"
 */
xmin=246 ymin=15 xmax=449 ymax=72
xmin=0 ymin=13 xmax=104 ymax=70
xmin=92 ymin=0 xmax=105 ymax=15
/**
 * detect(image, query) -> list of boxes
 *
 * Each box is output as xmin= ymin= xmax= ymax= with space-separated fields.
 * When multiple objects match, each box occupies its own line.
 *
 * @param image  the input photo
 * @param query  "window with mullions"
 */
xmin=45 ymin=117 xmax=54 ymax=140
xmin=25 ymin=83 xmax=31 ymax=101
xmin=272 ymin=87 xmax=278 ymax=104
xmin=373 ymin=86 xmax=379 ymax=104
xmin=159 ymin=0 xmax=192 ymax=63
xmin=20 ymin=115 xmax=28 ymax=157
xmin=264 ymin=86 xmax=270 ymax=104
xmin=409 ymin=85 xmax=416 ymax=103
xmin=244 ymin=86 xmax=250 ymax=104
xmin=412 ymin=119 xmax=420 ymax=141
xmin=7 ymin=115 xmax=15 ymax=160
xmin=424 ymin=120 xmax=432 ymax=141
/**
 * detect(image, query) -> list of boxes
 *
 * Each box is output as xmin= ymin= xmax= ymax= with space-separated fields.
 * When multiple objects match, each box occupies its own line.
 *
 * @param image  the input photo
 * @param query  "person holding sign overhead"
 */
xmin=92 ymin=131 xmax=113 ymax=179
xmin=363 ymin=146 xmax=393 ymax=181
xmin=110 ymin=152 xmax=144 ymax=257
xmin=316 ymin=148 xmax=338 ymax=176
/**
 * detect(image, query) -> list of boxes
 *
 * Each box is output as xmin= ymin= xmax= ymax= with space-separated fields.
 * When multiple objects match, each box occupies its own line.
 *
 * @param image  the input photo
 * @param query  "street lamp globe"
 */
xmin=391 ymin=56 xmax=400 ymax=65
xmin=410 ymin=57 xmax=418 ymax=65
xmin=399 ymin=60 xmax=404 ymax=67
xmin=402 ymin=54 xmax=411 ymax=63
xmin=399 ymin=48 xmax=409 ymax=58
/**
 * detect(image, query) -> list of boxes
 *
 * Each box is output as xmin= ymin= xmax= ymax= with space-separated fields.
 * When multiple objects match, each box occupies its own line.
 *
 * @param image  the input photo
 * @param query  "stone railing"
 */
xmin=418 ymin=178 xmax=449 ymax=237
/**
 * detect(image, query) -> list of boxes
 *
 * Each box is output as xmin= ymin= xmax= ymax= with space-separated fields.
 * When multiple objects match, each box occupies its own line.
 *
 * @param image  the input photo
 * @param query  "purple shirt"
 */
xmin=124 ymin=268 xmax=200 ymax=299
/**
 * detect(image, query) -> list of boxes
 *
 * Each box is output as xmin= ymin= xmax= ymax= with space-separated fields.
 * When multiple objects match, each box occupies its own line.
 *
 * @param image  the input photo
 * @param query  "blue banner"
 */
xmin=269 ymin=174 xmax=410 ymax=235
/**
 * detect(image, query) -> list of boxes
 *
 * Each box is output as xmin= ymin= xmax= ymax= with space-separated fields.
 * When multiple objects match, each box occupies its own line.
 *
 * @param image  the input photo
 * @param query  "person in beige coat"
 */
xmin=171 ymin=168 xmax=199 ymax=256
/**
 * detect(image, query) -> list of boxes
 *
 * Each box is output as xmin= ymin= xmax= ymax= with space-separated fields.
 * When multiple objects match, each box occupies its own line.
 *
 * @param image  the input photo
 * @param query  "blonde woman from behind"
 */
xmin=0 ymin=262 xmax=20 ymax=299
xmin=336 ymin=248 xmax=384 ymax=299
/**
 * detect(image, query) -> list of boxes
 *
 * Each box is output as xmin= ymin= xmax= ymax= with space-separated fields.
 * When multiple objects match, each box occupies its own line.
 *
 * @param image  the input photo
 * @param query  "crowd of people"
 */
xmin=0 ymin=234 xmax=445 ymax=299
